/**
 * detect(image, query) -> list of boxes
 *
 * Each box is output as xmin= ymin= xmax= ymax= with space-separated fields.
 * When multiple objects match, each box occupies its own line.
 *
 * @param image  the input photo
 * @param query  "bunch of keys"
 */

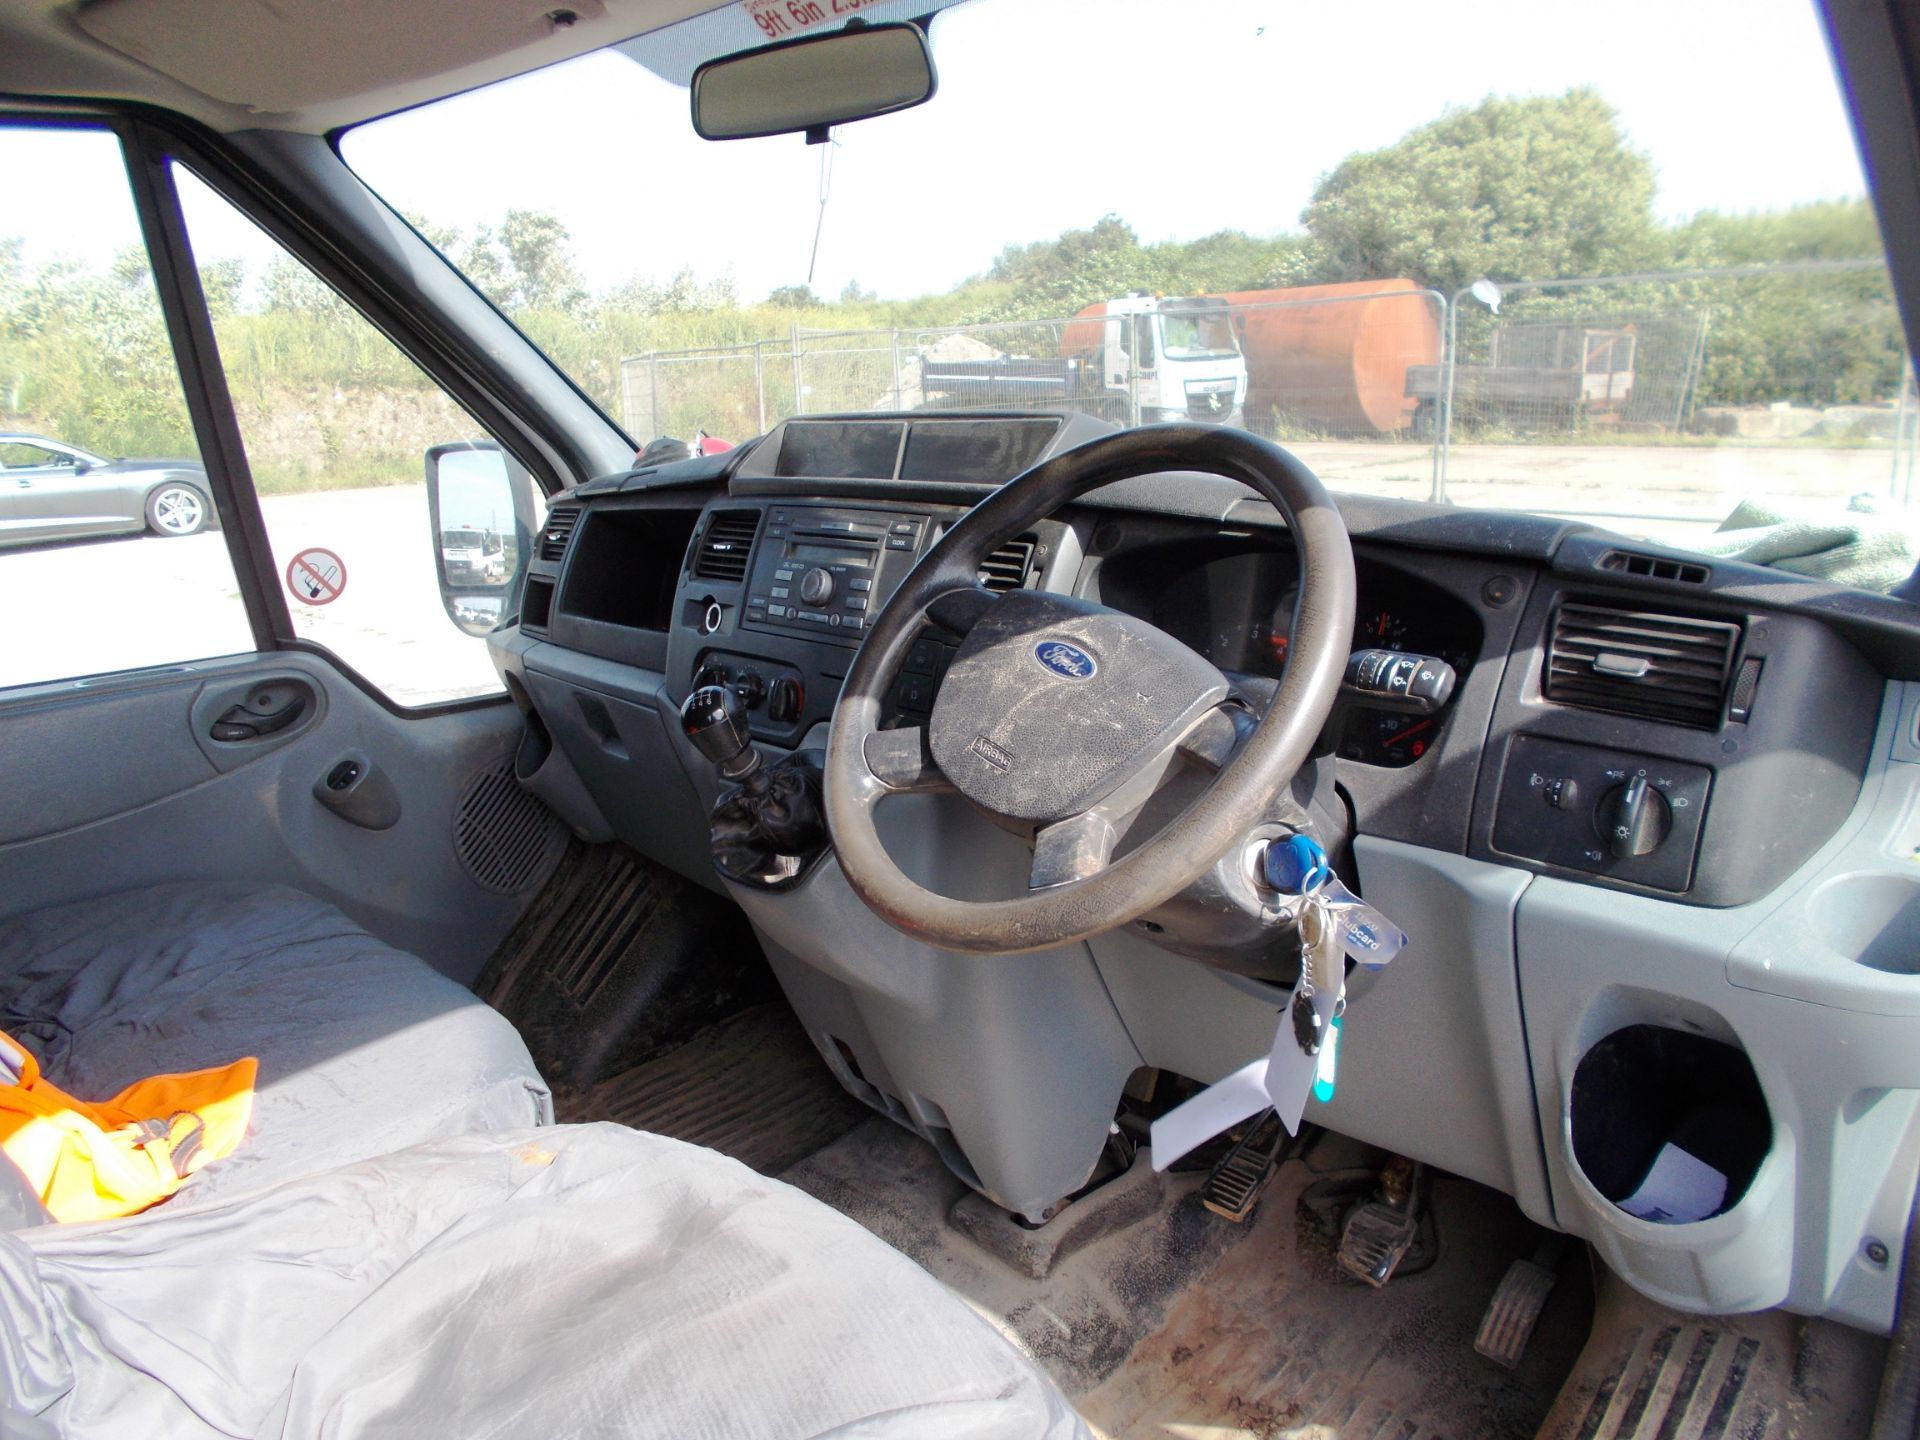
xmin=1268 ymin=833 xmax=1408 ymax=1116
xmin=1146 ymin=831 xmax=1414 ymax=1164
xmin=1289 ymin=902 xmax=1345 ymax=1060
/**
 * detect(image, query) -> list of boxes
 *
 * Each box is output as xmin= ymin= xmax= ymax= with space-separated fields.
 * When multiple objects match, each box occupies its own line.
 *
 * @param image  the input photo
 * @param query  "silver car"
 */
xmin=0 ymin=433 xmax=217 ymax=548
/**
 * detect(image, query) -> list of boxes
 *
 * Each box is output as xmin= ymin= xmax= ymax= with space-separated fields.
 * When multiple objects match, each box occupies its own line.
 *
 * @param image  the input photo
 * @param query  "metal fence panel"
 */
xmin=613 ymin=260 xmax=1916 ymax=546
xmin=1435 ymin=258 xmax=1910 ymax=527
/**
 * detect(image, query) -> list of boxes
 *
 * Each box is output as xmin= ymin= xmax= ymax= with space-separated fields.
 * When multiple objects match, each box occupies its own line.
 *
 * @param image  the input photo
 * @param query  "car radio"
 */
xmin=740 ymin=504 xmax=932 ymax=645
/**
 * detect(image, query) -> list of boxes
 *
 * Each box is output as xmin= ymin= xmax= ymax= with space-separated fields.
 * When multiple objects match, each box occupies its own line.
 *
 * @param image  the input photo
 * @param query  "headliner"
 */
xmin=0 ymin=0 xmax=720 ymax=133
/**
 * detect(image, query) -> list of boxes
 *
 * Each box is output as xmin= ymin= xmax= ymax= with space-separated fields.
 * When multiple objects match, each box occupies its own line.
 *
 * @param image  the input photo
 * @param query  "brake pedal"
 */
xmin=1202 ymin=1109 xmax=1286 ymax=1222
xmin=1474 ymin=1236 xmax=1566 ymax=1369
xmin=1337 ymin=1156 xmax=1426 ymax=1287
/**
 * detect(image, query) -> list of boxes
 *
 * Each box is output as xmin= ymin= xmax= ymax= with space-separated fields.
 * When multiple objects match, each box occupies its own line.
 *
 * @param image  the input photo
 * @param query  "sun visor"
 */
xmin=72 ymin=0 xmax=619 ymax=113
xmin=616 ymin=0 xmax=971 ymax=86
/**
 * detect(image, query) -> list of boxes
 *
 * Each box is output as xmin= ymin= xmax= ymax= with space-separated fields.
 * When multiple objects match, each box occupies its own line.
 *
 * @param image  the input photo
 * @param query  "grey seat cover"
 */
xmin=0 ymin=1123 xmax=1088 ymax=1439
xmin=0 ymin=882 xmax=551 ymax=1209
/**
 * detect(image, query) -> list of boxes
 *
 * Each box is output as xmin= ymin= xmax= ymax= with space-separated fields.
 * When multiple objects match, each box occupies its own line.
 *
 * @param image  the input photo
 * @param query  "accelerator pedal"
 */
xmin=1475 ymin=1236 xmax=1568 ymax=1369
xmin=1337 ymin=1157 xmax=1427 ymax=1287
xmin=1202 ymin=1109 xmax=1288 ymax=1223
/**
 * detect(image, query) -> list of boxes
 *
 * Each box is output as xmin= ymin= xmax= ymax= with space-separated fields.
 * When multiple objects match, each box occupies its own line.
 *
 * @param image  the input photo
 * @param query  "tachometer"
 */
xmin=1355 ymin=606 xmax=1409 ymax=651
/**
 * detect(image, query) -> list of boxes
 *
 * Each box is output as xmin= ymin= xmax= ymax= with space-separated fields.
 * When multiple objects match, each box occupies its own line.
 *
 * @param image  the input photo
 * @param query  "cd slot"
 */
xmin=790 ymin=524 xmax=884 ymax=543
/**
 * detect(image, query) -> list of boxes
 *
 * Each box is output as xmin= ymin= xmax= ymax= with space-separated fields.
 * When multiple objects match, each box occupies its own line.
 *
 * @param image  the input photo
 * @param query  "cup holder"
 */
xmin=1570 ymin=1024 xmax=1770 ymax=1223
xmin=1810 ymin=873 xmax=1920 ymax=975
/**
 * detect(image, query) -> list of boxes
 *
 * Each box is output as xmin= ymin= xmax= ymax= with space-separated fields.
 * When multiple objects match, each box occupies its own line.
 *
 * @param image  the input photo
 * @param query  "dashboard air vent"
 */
xmin=979 ymin=537 xmax=1037 ymax=592
xmin=1545 ymin=602 xmax=1741 ymax=729
xmin=1597 ymin=548 xmax=1711 ymax=585
xmin=538 ymin=505 xmax=580 ymax=563
xmin=691 ymin=510 xmax=760 ymax=583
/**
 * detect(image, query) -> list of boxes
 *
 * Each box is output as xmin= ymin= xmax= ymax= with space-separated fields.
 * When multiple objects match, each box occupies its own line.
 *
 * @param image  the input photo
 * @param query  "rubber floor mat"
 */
xmin=561 ymin=1003 xmax=869 ymax=1175
xmin=477 ymin=841 xmax=773 ymax=1094
xmin=1535 ymin=1267 xmax=1884 ymax=1440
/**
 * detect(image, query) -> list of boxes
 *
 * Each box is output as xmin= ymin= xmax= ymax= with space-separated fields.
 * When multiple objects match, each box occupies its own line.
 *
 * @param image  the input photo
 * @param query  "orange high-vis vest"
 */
xmin=0 ymin=1031 xmax=257 ymax=1223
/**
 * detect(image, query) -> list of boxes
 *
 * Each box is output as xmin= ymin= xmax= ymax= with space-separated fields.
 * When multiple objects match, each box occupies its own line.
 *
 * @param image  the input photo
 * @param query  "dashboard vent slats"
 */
xmin=979 ymin=537 xmax=1038 ymax=592
xmin=1597 ymin=548 xmax=1711 ymax=585
xmin=1545 ymin=602 xmax=1741 ymax=729
xmin=691 ymin=510 xmax=760 ymax=583
xmin=539 ymin=505 xmax=580 ymax=563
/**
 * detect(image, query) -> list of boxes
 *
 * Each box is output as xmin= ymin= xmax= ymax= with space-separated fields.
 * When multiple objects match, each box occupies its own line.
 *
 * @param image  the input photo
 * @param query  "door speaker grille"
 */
xmin=456 ymin=762 xmax=566 ymax=894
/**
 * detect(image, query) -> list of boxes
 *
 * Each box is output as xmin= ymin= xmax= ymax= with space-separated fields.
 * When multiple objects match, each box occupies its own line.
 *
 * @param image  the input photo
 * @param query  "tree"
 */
xmin=401 ymin=208 xmax=464 ymax=256
xmin=767 ymin=285 xmax=817 ymax=308
xmin=498 ymin=209 xmax=586 ymax=314
xmin=838 ymin=279 xmax=876 ymax=305
xmin=1302 ymin=88 xmax=1660 ymax=294
xmin=260 ymin=253 xmax=353 ymax=322
xmin=972 ymin=214 xmax=1175 ymax=320
xmin=198 ymin=257 xmax=245 ymax=320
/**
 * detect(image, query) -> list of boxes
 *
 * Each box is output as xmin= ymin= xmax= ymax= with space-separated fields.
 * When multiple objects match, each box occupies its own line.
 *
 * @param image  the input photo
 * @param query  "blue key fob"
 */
xmin=1263 ymin=833 xmax=1328 ymax=894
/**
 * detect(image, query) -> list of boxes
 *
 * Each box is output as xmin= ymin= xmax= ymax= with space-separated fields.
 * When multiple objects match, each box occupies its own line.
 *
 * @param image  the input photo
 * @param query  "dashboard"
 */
xmin=514 ymin=409 xmax=1887 ymax=908
xmin=487 ymin=408 xmax=1920 ymax=1335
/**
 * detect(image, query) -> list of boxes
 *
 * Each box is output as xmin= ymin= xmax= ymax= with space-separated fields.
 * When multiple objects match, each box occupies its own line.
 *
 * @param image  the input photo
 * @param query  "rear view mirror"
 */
xmin=691 ymin=22 xmax=936 ymax=142
xmin=424 ymin=441 xmax=538 ymax=638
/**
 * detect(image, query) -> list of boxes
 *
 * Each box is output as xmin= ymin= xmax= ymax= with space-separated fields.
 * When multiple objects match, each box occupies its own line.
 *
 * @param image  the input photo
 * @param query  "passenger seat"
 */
xmin=0 ymin=881 xmax=550 ymax=1217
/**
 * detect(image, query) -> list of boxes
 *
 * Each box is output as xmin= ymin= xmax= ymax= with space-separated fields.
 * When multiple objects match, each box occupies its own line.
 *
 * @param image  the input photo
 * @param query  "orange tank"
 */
xmin=1216 ymin=280 xmax=1440 ymax=435
xmin=1060 ymin=302 xmax=1109 ymax=361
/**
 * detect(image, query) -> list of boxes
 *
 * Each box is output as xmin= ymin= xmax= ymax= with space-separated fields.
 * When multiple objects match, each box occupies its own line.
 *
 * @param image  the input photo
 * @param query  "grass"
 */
xmin=249 ymin=456 xmax=422 ymax=495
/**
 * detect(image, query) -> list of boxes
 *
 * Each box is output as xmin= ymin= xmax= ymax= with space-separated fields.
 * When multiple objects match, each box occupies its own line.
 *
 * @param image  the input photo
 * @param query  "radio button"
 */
xmin=799 ymin=567 xmax=835 ymax=605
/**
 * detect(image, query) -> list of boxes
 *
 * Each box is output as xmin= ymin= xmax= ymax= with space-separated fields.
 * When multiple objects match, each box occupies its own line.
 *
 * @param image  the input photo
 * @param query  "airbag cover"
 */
xmin=928 ymin=590 xmax=1228 ymax=823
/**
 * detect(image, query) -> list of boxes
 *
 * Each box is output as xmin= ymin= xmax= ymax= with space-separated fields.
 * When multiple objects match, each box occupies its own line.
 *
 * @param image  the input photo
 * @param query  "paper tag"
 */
xmin=1149 ymin=973 xmax=1344 ymax=1168
xmin=1618 ymin=1143 xmax=1727 ymax=1224
xmin=1148 ymin=1058 xmax=1270 ymax=1170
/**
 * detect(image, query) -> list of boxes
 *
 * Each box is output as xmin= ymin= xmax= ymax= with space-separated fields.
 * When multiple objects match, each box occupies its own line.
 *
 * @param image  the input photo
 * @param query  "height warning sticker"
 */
xmin=286 ymin=547 xmax=347 ymax=606
xmin=738 ymin=0 xmax=932 ymax=42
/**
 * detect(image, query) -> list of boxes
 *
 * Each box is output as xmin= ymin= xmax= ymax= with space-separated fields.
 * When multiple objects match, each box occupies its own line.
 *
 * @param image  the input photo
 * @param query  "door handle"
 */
xmin=209 ymin=684 xmax=307 ymax=742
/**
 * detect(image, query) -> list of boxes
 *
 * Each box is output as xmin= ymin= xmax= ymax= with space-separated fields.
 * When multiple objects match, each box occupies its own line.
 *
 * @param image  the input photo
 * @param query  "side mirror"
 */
xmin=424 ymin=440 xmax=538 ymax=638
xmin=691 ymin=22 xmax=937 ymax=142
xmin=69 ymin=459 xmax=90 ymax=475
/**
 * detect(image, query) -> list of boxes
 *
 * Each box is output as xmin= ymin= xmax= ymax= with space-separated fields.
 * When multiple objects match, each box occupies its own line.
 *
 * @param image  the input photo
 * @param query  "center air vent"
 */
xmin=692 ymin=510 xmax=760 ymax=583
xmin=979 ymin=537 xmax=1037 ymax=592
xmin=539 ymin=505 xmax=580 ymax=562
xmin=1597 ymin=548 xmax=1711 ymax=584
xmin=1545 ymin=602 xmax=1741 ymax=730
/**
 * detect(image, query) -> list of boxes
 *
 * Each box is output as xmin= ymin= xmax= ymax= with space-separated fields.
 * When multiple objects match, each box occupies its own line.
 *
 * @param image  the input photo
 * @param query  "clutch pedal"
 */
xmin=1202 ymin=1109 xmax=1287 ymax=1222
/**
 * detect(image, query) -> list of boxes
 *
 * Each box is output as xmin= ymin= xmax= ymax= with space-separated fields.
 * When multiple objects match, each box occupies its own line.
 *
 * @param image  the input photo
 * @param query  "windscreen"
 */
xmin=337 ymin=0 xmax=1918 ymax=595
xmin=1160 ymin=310 xmax=1238 ymax=359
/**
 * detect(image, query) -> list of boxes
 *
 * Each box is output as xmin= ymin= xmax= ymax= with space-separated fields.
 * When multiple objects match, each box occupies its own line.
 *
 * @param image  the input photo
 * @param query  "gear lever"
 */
xmin=680 ymin=684 xmax=762 ymax=782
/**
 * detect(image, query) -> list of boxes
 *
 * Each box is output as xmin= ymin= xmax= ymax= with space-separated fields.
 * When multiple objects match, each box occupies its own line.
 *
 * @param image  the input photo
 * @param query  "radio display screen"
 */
xmin=785 ymin=541 xmax=864 ymax=566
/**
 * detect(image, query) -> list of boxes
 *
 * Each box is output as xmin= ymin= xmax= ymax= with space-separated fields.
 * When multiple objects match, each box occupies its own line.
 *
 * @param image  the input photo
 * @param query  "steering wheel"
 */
xmin=823 ymin=424 xmax=1355 ymax=954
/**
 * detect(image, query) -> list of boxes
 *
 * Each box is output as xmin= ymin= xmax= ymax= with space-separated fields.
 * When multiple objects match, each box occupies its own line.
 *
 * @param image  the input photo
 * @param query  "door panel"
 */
xmin=0 ymin=652 xmax=556 ymax=984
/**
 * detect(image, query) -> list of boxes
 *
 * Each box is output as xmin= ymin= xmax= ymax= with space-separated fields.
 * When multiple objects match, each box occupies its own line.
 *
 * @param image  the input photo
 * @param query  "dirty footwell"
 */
xmin=782 ymin=1123 xmax=1593 ymax=1439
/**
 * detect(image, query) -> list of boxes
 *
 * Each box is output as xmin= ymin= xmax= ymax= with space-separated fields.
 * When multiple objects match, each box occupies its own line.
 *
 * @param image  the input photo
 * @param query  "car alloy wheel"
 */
xmin=149 ymin=484 xmax=208 ymax=537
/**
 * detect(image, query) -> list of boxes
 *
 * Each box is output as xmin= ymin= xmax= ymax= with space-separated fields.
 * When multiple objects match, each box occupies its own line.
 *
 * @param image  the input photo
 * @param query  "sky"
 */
xmin=3 ymin=0 xmax=1878 ymax=306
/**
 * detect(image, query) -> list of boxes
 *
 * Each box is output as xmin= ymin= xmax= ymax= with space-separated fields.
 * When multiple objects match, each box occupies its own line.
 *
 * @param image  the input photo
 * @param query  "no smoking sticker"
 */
xmin=286 ymin=547 xmax=347 ymax=606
